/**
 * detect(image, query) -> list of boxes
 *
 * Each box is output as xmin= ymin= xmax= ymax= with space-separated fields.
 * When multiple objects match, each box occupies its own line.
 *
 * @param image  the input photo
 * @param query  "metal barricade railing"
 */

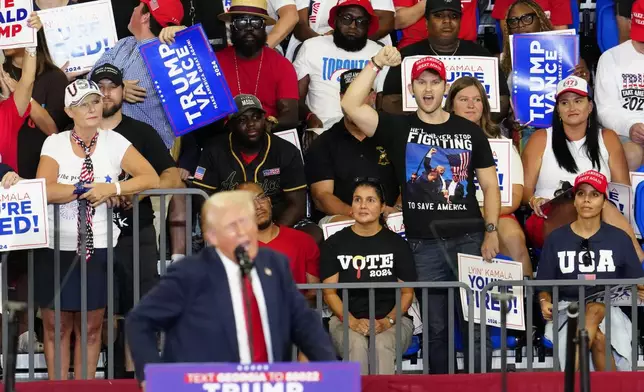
xmin=0 ymin=188 xmax=208 ymax=381
xmin=297 ymin=282 xmax=476 ymax=375
xmin=480 ymin=278 xmax=644 ymax=373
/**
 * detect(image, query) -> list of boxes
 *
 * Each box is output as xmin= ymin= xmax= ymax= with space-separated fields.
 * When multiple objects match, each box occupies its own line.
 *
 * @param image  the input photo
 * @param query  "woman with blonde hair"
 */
xmin=445 ymin=76 xmax=532 ymax=277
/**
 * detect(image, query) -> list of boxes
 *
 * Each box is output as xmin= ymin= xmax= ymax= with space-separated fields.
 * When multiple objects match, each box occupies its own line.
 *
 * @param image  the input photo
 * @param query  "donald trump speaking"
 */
xmin=126 ymin=190 xmax=336 ymax=382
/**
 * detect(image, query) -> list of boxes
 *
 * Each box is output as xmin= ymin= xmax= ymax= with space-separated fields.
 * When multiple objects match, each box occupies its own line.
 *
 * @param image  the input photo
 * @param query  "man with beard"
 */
xmin=193 ymin=94 xmax=307 ymax=229
xmin=160 ymin=0 xmax=299 ymax=131
xmin=293 ymin=0 xmax=383 ymax=131
xmin=91 ymin=0 xmax=184 ymax=149
xmin=238 ymin=181 xmax=320 ymax=293
xmin=380 ymin=0 xmax=510 ymax=121
xmin=91 ymin=64 xmax=183 ymax=378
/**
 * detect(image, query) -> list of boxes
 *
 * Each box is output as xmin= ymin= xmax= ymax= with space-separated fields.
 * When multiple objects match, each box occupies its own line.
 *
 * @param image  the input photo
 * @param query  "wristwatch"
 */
xmin=386 ymin=317 xmax=395 ymax=326
xmin=485 ymin=223 xmax=497 ymax=233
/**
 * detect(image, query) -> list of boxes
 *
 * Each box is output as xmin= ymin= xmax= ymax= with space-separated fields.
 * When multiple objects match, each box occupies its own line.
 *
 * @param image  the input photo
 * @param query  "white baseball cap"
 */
xmin=555 ymin=75 xmax=591 ymax=100
xmin=64 ymin=79 xmax=104 ymax=108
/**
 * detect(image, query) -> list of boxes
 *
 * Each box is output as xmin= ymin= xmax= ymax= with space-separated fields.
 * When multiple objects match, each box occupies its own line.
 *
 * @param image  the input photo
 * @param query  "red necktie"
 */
xmin=242 ymin=275 xmax=268 ymax=362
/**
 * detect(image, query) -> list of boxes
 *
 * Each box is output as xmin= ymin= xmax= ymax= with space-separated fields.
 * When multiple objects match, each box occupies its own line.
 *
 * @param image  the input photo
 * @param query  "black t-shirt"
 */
xmin=4 ymin=64 xmax=70 ymax=179
xmin=112 ymin=116 xmax=176 ymax=236
xmin=193 ymin=132 xmax=307 ymax=221
xmin=319 ymin=226 xmax=417 ymax=319
xmin=182 ymin=0 xmax=228 ymax=51
xmin=305 ymin=120 xmax=399 ymax=207
xmin=373 ymin=112 xmax=495 ymax=239
xmin=382 ymin=39 xmax=511 ymax=97
xmin=537 ymin=223 xmax=644 ymax=301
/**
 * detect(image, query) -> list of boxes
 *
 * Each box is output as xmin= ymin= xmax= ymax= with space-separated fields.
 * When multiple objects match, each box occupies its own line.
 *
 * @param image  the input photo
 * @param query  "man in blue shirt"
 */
xmin=91 ymin=0 xmax=184 ymax=149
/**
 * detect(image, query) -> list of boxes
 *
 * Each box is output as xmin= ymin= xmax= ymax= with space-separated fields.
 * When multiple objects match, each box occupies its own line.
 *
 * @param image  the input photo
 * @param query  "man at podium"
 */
xmin=126 ymin=190 xmax=336 ymax=384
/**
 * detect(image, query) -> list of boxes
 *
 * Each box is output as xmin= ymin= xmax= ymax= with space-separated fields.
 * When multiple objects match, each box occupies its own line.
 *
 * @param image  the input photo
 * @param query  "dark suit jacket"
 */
xmin=126 ymin=247 xmax=336 ymax=380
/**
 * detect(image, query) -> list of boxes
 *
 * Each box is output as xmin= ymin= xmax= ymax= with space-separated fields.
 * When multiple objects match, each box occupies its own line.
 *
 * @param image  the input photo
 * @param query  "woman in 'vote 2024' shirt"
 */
xmin=320 ymin=179 xmax=416 ymax=375
xmin=537 ymin=170 xmax=644 ymax=372
xmin=35 ymin=79 xmax=159 ymax=380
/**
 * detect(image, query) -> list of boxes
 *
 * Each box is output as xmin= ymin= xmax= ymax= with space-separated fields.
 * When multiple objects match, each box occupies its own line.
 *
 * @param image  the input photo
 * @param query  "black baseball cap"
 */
xmin=230 ymin=94 xmax=266 ymax=119
xmin=91 ymin=63 xmax=123 ymax=87
xmin=339 ymin=69 xmax=362 ymax=94
xmin=425 ymin=0 xmax=462 ymax=18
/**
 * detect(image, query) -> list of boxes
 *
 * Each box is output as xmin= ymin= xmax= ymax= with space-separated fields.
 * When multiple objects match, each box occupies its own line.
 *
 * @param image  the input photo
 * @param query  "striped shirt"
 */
xmin=91 ymin=37 xmax=175 ymax=149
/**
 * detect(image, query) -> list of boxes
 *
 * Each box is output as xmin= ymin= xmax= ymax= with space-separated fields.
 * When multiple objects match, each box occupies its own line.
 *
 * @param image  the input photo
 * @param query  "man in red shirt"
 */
xmin=394 ymin=0 xmax=477 ymax=49
xmin=238 ymin=181 xmax=320 ymax=293
xmin=159 ymin=0 xmax=299 ymax=131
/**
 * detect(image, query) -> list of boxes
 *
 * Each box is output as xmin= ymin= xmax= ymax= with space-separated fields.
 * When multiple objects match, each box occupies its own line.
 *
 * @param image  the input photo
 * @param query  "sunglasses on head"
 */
xmin=580 ymin=238 xmax=592 ymax=267
xmin=337 ymin=14 xmax=371 ymax=28
xmin=506 ymin=12 xmax=537 ymax=29
xmin=354 ymin=176 xmax=386 ymax=196
xmin=554 ymin=181 xmax=573 ymax=198
xmin=231 ymin=16 xmax=266 ymax=31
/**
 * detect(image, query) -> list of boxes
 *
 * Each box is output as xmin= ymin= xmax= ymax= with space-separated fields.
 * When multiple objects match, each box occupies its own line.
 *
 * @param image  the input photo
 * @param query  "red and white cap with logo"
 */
xmin=411 ymin=56 xmax=446 ymax=81
xmin=555 ymin=75 xmax=590 ymax=100
xmin=631 ymin=0 xmax=644 ymax=42
xmin=573 ymin=170 xmax=608 ymax=196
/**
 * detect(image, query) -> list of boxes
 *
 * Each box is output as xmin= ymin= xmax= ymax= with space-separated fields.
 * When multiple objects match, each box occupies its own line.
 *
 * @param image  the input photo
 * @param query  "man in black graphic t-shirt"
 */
xmin=341 ymin=46 xmax=501 ymax=373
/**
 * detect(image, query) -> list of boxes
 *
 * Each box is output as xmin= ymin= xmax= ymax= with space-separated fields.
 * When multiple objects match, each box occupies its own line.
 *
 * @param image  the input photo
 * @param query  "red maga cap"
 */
xmin=140 ymin=0 xmax=184 ymax=28
xmin=573 ymin=170 xmax=608 ymax=196
xmin=632 ymin=0 xmax=644 ymax=42
xmin=411 ymin=56 xmax=446 ymax=81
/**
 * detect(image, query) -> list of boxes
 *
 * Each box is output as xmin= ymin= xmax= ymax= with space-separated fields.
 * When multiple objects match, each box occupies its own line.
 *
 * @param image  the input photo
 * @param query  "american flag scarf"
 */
xmin=71 ymin=131 xmax=98 ymax=261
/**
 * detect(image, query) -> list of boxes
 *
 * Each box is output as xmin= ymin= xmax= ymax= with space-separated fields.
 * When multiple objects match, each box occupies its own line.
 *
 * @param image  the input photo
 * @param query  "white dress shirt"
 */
xmin=217 ymin=249 xmax=274 ymax=363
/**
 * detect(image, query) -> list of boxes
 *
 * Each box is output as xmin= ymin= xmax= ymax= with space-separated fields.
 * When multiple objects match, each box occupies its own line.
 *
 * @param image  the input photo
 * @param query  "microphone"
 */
xmin=234 ymin=245 xmax=254 ymax=277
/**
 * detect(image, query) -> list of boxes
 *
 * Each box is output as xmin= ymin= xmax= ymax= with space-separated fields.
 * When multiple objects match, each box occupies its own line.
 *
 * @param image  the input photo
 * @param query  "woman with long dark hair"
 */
xmin=320 ymin=179 xmax=416 ymax=375
xmin=521 ymin=75 xmax=641 ymax=259
xmin=2 ymin=28 xmax=69 ymax=178
xmin=445 ymin=76 xmax=532 ymax=278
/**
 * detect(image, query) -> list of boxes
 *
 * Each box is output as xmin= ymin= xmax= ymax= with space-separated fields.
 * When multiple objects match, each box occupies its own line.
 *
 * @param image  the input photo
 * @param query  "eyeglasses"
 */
xmin=554 ymin=181 xmax=573 ymax=198
xmin=580 ymin=238 xmax=592 ymax=267
xmin=354 ymin=177 xmax=386 ymax=198
xmin=231 ymin=16 xmax=266 ymax=31
xmin=506 ymin=12 xmax=537 ymax=29
xmin=337 ymin=14 xmax=371 ymax=29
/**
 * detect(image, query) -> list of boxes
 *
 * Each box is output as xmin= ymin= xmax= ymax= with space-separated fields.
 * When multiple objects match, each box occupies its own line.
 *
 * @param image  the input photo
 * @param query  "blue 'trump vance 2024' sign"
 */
xmin=139 ymin=24 xmax=236 ymax=137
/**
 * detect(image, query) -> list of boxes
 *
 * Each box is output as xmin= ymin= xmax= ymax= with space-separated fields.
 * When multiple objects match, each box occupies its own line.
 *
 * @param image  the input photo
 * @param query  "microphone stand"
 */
xmin=564 ymin=302 xmax=579 ymax=392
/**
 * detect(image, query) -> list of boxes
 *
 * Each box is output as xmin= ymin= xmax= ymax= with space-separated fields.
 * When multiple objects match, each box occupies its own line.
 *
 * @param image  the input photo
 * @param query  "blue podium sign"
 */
xmin=145 ymin=362 xmax=361 ymax=392
xmin=511 ymin=34 xmax=579 ymax=128
xmin=139 ymin=24 xmax=236 ymax=137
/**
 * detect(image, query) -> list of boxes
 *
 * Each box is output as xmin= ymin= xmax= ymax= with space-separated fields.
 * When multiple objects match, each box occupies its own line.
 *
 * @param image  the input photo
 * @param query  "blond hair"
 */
xmin=201 ymin=190 xmax=255 ymax=231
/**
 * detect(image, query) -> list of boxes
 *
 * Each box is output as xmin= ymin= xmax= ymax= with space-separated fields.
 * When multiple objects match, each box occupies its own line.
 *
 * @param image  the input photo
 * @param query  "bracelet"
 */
xmin=539 ymin=298 xmax=547 ymax=303
xmin=115 ymin=182 xmax=121 ymax=196
xmin=370 ymin=56 xmax=383 ymax=71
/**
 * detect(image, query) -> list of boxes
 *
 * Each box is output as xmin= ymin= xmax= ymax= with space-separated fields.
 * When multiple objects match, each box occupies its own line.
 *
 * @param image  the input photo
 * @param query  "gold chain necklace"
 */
xmin=429 ymin=40 xmax=460 ymax=56
xmin=233 ymin=48 xmax=264 ymax=96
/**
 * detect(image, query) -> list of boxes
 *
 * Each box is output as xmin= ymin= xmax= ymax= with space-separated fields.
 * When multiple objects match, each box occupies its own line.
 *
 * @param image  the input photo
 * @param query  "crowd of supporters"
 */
xmin=2 ymin=0 xmax=644 ymax=379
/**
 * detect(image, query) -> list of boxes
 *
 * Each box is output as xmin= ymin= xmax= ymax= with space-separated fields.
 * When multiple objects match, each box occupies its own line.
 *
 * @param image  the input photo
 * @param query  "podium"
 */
xmin=145 ymin=362 xmax=360 ymax=392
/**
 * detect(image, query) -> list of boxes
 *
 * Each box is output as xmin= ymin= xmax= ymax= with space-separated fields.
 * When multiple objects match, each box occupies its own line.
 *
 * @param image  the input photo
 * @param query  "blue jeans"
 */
xmin=408 ymin=232 xmax=492 ymax=373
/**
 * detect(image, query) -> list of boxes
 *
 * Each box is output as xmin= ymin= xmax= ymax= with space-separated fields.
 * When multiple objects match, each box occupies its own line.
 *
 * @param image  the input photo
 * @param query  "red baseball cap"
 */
xmin=328 ymin=0 xmax=379 ymax=37
xmin=632 ymin=0 xmax=644 ymax=42
xmin=573 ymin=170 xmax=608 ymax=196
xmin=411 ymin=56 xmax=446 ymax=81
xmin=141 ymin=0 xmax=184 ymax=28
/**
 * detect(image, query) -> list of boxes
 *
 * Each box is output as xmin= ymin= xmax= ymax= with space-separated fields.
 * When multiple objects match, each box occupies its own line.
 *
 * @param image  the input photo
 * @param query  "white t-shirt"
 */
xmin=595 ymin=40 xmax=644 ymax=138
xmin=285 ymin=0 xmax=395 ymax=61
xmin=41 ymin=130 xmax=131 ymax=251
xmin=293 ymin=35 xmax=382 ymax=130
